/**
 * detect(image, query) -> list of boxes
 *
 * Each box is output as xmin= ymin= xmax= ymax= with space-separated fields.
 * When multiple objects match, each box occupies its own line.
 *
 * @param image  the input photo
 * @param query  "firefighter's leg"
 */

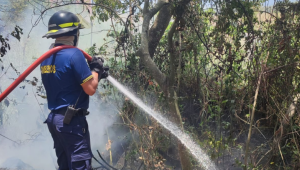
xmin=72 ymin=159 xmax=92 ymax=170
xmin=46 ymin=112 xmax=69 ymax=170
xmin=53 ymin=115 xmax=92 ymax=169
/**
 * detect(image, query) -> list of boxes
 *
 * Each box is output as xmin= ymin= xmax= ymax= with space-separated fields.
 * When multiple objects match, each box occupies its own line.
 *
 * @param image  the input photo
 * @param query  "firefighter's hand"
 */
xmin=88 ymin=57 xmax=104 ymax=79
xmin=100 ymin=66 xmax=109 ymax=79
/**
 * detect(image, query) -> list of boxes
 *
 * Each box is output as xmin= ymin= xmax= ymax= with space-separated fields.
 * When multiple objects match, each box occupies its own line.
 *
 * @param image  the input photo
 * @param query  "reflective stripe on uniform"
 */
xmin=81 ymin=75 xmax=93 ymax=85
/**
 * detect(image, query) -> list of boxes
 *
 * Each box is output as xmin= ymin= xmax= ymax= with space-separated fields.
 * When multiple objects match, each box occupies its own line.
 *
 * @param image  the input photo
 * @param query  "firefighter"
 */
xmin=41 ymin=10 xmax=108 ymax=170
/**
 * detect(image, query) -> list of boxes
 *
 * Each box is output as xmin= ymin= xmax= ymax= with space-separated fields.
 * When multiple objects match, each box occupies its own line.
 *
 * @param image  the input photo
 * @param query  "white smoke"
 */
xmin=0 ymin=2 xmax=117 ymax=169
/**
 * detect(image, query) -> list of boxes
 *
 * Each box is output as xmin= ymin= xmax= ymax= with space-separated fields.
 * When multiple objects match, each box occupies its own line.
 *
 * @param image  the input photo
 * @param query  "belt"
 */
xmin=53 ymin=107 xmax=89 ymax=116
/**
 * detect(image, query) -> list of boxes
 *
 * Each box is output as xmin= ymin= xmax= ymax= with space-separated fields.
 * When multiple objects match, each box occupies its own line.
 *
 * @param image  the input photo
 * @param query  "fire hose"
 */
xmin=0 ymin=45 xmax=92 ymax=102
xmin=0 ymin=45 xmax=119 ymax=170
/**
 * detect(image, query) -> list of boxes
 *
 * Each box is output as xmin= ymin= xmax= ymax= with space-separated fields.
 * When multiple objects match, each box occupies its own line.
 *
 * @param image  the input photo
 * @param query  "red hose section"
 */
xmin=0 ymin=45 xmax=92 ymax=102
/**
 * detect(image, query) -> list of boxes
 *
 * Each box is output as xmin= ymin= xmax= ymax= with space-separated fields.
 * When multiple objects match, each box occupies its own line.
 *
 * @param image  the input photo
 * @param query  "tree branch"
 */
xmin=28 ymin=1 xmax=133 ymax=42
xmin=144 ymin=0 xmax=150 ymax=14
xmin=244 ymin=72 xmax=262 ymax=169
xmin=168 ymin=18 xmax=179 ymax=88
xmin=244 ymin=46 xmax=270 ymax=169
xmin=148 ymin=3 xmax=172 ymax=58
xmin=148 ymin=0 xmax=169 ymax=18
xmin=136 ymin=0 xmax=168 ymax=92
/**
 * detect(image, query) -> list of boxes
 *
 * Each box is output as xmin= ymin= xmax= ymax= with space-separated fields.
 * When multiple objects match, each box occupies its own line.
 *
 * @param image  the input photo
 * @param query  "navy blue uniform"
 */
xmin=41 ymin=48 xmax=93 ymax=170
xmin=41 ymin=48 xmax=92 ymax=110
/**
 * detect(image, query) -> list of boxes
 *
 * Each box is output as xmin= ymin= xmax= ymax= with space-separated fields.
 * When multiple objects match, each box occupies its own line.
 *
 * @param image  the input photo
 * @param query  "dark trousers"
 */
xmin=45 ymin=111 xmax=92 ymax=170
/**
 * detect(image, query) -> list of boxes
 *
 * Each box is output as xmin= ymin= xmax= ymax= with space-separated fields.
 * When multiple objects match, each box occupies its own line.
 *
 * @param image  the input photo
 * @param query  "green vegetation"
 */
xmin=2 ymin=0 xmax=300 ymax=169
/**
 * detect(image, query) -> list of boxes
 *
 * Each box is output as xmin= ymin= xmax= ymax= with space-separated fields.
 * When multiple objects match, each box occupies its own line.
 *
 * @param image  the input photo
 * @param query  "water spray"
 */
xmin=0 ymin=46 xmax=217 ymax=169
xmin=106 ymin=76 xmax=217 ymax=170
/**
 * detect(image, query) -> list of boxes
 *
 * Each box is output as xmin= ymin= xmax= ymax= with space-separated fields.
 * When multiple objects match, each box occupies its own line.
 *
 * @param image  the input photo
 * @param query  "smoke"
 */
xmin=0 ymin=2 xmax=118 ymax=169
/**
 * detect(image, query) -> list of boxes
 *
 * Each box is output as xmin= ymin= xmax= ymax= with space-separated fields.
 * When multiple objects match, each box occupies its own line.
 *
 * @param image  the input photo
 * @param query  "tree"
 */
xmin=28 ymin=0 xmax=196 ymax=169
xmin=0 ymin=25 xmax=23 ymax=59
xmin=26 ymin=0 xmax=300 ymax=169
xmin=136 ymin=0 xmax=193 ymax=169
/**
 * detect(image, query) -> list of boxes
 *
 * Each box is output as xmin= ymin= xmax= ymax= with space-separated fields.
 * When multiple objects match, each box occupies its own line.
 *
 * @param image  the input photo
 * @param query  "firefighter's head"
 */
xmin=43 ymin=10 xmax=84 ymax=46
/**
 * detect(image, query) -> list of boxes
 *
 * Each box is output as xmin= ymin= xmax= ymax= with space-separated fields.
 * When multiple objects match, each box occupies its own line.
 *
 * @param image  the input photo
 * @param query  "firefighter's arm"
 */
xmin=81 ymin=71 xmax=99 ymax=96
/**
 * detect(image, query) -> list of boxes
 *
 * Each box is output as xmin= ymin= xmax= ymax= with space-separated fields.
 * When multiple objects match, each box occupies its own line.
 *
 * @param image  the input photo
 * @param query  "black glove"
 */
xmin=88 ymin=57 xmax=104 ymax=81
xmin=100 ymin=66 xmax=109 ymax=79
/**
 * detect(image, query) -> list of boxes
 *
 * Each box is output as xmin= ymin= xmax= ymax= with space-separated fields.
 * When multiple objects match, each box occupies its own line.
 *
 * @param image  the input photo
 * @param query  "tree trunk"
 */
xmin=148 ymin=4 xmax=172 ymax=58
xmin=169 ymin=91 xmax=192 ymax=170
xmin=136 ymin=0 xmax=193 ymax=169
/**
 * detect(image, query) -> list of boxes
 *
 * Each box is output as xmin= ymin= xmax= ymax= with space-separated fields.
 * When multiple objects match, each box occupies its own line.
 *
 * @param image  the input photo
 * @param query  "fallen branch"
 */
xmin=256 ymin=149 xmax=272 ymax=166
xmin=234 ymin=112 xmax=266 ymax=139
xmin=278 ymin=142 xmax=286 ymax=167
